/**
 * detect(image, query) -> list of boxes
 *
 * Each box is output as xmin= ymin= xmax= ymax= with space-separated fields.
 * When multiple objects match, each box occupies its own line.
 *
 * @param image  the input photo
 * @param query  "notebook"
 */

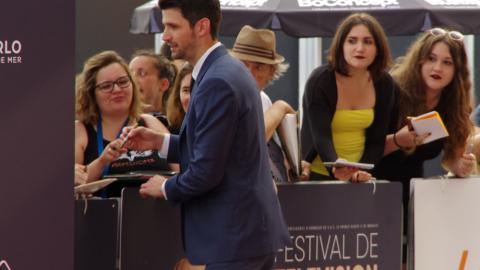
xmin=410 ymin=111 xmax=449 ymax=144
xmin=323 ymin=160 xmax=374 ymax=170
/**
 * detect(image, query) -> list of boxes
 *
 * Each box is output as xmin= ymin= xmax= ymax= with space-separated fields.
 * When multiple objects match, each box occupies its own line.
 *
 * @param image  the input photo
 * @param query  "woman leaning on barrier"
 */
xmin=302 ymin=13 xmax=395 ymax=182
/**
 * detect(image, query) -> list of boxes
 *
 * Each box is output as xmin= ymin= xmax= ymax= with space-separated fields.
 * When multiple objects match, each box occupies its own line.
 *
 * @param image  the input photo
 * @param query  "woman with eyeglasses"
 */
xmin=301 ymin=13 xmax=395 ymax=182
xmin=75 ymin=51 xmax=178 ymax=187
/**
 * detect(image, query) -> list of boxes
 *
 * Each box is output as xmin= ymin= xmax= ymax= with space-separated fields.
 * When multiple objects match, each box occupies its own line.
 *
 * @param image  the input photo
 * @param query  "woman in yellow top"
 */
xmin=302 ymin=13 xmax=396 ymax=181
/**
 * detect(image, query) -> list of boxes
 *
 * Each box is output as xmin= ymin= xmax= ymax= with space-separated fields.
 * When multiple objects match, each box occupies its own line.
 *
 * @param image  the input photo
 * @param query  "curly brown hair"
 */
xmin=391 ymin=29 xmax=473 ymax=163
xmin=75 ymin=51 xmax=142 ymax=125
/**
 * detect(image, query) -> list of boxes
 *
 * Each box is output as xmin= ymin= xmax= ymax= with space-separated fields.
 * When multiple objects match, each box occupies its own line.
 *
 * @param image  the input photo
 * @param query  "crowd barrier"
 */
xmin=409 ymin=178 xmax=480 ymax=270
xmin=75 ymin=181 xmax=403 ymax=270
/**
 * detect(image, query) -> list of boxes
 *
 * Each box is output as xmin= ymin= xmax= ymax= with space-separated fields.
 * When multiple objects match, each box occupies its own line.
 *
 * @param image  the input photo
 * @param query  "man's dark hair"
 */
xmin=159 ymin=0 xmax=221 ymax=39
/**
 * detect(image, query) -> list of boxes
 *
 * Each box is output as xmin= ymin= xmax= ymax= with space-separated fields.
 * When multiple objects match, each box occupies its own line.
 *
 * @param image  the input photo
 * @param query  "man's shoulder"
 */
xmin=205 ymin=54 xmax=250 ymax=82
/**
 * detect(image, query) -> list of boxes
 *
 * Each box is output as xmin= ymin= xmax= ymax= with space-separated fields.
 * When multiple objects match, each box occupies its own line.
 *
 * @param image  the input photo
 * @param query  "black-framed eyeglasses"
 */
xmin=428 ymin=28 xmax=464 ymax=42
xmin=95 ymin=76 xmax=131 ymax=93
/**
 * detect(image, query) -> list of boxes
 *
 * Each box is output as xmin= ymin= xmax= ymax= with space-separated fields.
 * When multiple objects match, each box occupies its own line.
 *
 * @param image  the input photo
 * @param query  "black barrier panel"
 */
xmin=75 ymin=183 xmax=402 ymax=269
xmin=75 ymin=199 xmax=119 ymax=270
xmin=120 ymin=188 xmax=184 ymax=270
xmin=275 ymin=182 xmax=403 ymax=270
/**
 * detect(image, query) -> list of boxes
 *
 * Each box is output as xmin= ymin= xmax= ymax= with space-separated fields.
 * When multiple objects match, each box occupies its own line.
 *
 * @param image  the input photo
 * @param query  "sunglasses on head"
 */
xmin=428 ymin=28 xmax=464 ymax=42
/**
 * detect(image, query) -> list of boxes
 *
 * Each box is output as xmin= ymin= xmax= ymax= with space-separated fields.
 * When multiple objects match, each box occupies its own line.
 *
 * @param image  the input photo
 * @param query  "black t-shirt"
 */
xmin=84 ymin=123 xmax=169 ymax=174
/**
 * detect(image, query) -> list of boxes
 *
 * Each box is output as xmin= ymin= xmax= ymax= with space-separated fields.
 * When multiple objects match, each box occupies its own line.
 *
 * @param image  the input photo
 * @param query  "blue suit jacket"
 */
xmin=165 ymin=45 xmax=290 ymax=264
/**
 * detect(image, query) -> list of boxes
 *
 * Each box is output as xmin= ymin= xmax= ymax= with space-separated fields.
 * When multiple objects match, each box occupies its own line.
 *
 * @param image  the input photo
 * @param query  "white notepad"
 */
xmin=323 ymin=160 xmax=374 ymax=170
xmin=410 ymin=111 xmax=449 ymax=144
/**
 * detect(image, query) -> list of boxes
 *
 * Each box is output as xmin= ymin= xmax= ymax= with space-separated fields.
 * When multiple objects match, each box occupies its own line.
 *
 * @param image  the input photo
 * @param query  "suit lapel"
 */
xmin=178 ymin=45 xmax=228 ymax=136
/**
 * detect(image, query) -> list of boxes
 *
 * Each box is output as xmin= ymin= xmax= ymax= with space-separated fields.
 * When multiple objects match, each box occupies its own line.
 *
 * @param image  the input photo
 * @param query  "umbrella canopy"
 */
xmin=422 ymin=0 xmax=480 ymax=35
xmin=130 ymin=0 xmax=480 ymax=37
xmin=276 ymin=0 xmax=429 ymax=37
xmin=130 ymin=0 xmax=281 ymax=36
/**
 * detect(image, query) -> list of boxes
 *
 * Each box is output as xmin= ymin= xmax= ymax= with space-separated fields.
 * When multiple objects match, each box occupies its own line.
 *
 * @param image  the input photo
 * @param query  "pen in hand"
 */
xmin=120 ymin=123 xmax=139 ymax=148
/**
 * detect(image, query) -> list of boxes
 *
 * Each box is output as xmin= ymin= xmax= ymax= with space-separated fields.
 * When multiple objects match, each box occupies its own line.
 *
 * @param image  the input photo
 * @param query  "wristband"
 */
xmin=393 ymin=132 xmax=406 ymax=150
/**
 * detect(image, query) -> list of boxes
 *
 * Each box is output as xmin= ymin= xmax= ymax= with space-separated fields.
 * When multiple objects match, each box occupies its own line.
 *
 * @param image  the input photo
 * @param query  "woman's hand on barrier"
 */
xmin=350 ymin=170 xmax=372 ymax=182
xmin=74 ymin=164 xmax=88 ymax=186
xmin=452 ymin=153 xmax=476 ymax=178
xmin=332 ymin=165 xmax=358 ymax=181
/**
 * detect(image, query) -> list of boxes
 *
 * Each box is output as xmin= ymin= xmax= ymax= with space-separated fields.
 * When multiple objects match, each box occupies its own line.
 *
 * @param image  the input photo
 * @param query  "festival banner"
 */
xmin=276 ymin=182 xmax=403 ymax=270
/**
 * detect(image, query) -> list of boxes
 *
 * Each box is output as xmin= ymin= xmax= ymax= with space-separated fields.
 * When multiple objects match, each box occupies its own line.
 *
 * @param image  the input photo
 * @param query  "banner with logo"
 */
xmin=275 ymin=182 xmax=403 ymax=270
xmin=0 ymin=0 xmax=74 ymax=269
xmin=412 ymin=178 xmax=480 ymax=270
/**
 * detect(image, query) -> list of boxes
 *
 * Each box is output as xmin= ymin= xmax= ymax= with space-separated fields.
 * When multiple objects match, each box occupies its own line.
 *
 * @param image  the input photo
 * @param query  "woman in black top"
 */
xmin=75 ymin=51 xmax=178 ymax=185
xmin=374 ymin=27 xmax=476 ymax=265
xmin=302 ymin=13 xmax=395 ymax=181
xmin=375 ymin=28 xmax=475 ymax=188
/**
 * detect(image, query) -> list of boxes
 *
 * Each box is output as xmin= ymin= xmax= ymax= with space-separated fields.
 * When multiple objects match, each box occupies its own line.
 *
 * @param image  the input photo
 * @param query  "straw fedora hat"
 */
xmin=231 ymin=25 xmax=285 ymax=65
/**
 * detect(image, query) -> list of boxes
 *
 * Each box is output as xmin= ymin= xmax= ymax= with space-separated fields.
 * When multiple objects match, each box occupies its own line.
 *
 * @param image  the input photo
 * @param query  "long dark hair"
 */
xmin=166 ymin=63 xmax=193 ymax=131
xmin=391 ymin=29 xmax=472 ymax=163
xmin=328 ymin=12 xmax=391 ymax=81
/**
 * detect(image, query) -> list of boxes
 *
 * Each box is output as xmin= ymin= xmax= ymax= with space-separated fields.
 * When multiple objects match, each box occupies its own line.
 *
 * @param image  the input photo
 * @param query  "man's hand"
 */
xmin=139 ymin=175 xmax=168 ymax=198
xmin=296 ymin=160 xmax=311 ymax=181
xmin=121 ymin=126 xmax=164 ymax=151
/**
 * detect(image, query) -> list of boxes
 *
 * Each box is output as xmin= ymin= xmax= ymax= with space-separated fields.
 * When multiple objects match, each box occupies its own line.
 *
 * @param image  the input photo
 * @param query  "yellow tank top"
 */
xmin=312 ymin=109 xmax=374 ymax=176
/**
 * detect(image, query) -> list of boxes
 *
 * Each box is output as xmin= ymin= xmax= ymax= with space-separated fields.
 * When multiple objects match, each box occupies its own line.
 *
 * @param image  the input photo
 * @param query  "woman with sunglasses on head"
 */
xmin=375 ymin=28 xmax=475 ymax=184
xmin=302 ymin=13 xmax=395 ymax=182
xmin=374 ymin=29 xmax=475 ymax=264
xmin=75 ymin=51 xmax=179 ymax=187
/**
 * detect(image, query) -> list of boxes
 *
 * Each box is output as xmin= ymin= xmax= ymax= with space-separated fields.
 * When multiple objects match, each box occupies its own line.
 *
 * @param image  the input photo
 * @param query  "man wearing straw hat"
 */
xmin=231 ymin=25 xmax=311 ymax=182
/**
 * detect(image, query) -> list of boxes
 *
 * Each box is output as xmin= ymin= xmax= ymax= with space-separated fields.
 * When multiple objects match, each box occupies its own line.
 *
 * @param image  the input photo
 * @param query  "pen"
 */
xmin=120 ymin=123 xmax=139 ymax=148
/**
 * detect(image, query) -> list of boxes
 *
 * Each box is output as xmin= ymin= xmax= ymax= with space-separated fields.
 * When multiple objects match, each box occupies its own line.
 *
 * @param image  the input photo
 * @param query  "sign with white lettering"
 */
xmin=275 ymin=182 xmax=402 ymax=270
xmin=0 ymin=0 xmax=74 ymax=268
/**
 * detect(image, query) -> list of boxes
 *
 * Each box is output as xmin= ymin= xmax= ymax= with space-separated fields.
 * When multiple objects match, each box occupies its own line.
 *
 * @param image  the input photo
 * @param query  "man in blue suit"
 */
xmin=122 ymin=0 xmax=290 ymax=269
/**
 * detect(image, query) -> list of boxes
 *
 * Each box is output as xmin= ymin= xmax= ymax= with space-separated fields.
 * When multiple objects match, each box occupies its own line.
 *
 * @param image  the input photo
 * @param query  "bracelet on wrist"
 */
xmin=393 ymin=132 xmax=406 ymax=150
